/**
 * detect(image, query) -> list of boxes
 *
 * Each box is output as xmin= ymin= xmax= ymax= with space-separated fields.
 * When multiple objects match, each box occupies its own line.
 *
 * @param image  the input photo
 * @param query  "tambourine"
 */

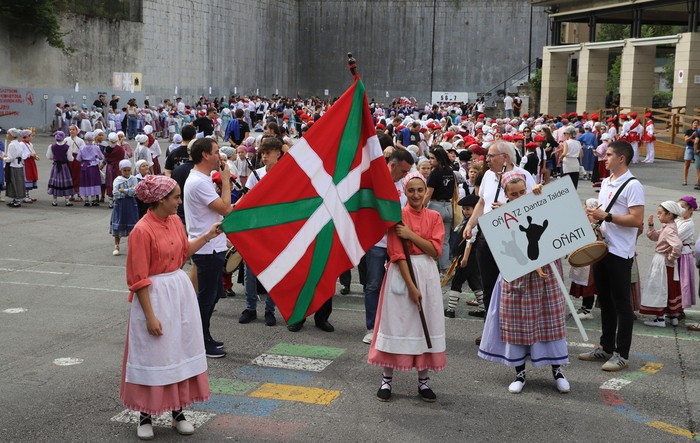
xmin=224 ymin=246 xmax=243 ymax=273
xmin=567 ymin=224 xmax=608 ymax=267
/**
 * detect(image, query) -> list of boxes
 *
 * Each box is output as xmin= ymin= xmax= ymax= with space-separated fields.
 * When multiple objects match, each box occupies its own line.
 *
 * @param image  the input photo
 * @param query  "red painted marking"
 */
xmin=208 ymin=415 xmax=305 ymax=441
xmin=599 ymin=389 xmax=624 ymax=406
xmin=504 ymin=212 xmax=519 ymax=229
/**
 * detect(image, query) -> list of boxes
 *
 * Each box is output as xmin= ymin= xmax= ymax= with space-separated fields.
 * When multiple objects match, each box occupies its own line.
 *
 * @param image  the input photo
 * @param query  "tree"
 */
xmin=0 ymin=0 xmax=72 ymax=54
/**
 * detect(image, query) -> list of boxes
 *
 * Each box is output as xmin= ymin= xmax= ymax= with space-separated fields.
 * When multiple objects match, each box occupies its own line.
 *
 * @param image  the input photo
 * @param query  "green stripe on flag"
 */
xmin=288 ymin=221 xmax=335 ymax=325
xmin=333 ymin=79 xmax=365 ymax=185
xmin=222 ymin=196 xmax=323 ymax=233
xmin=344 ymin=189 xmax=402 ymax=222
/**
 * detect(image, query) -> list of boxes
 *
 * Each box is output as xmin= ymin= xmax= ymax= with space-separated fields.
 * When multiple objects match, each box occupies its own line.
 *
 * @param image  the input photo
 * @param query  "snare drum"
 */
xmin=567 ymin=224 xmax=608 ymax=267
xmin=225 ymin=246 xmax=243 ymax=273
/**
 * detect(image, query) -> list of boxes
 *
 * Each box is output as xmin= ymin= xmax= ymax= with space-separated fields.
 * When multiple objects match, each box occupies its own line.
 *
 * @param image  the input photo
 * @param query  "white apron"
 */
xmin=126 ymin=269 xmax=207 ymax=386
xmin=375 ymin=254 xmax=446 ymax=355
xmin=641 ymin=253 xmax=675 ymax=308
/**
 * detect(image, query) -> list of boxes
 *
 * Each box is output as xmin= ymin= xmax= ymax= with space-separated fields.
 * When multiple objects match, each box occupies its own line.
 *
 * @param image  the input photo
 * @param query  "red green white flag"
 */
xmin=222 ymin=76 xmax=401 ymax=324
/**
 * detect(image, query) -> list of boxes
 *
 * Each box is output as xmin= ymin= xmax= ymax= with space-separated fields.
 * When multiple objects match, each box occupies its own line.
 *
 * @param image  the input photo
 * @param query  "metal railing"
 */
xmin=478 ymin=61 xmax=538 ymax=108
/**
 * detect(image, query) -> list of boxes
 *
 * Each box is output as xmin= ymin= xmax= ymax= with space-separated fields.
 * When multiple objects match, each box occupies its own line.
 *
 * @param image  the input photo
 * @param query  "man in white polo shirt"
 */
xmin=184 ymin=137 xmax=232 ymax=358
xmin=580 ymin=140 xmax=644 ymax=371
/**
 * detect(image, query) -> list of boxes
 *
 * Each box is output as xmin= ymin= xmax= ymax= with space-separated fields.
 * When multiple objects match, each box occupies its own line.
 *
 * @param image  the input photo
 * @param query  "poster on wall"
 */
xmin=112 ymin=72 xmax=142 ymax=92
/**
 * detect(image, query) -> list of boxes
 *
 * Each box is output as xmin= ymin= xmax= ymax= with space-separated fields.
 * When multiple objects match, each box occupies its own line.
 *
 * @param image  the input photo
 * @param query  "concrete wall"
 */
xmin=297 ymin=0 xmax=549 ymax=103
xmin=0 ymin=0 xmax=546 ymax=130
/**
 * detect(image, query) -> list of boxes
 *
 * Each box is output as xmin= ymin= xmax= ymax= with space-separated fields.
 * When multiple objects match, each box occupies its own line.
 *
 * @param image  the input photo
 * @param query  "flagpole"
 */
xmin=398 ymin=225 xmax=433 ymax=349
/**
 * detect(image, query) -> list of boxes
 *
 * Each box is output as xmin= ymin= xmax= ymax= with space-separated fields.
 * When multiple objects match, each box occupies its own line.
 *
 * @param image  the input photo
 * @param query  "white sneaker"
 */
xmin=643 ymin=318 xmax=666 ymax=328
xmin=508 ymin=370 xmax=526 ymax=394
xmin=669 ymin=316 xmax=679 ymax=326
xmin=601 ymin=352 xmax=629 ymax=372
xmin=553 ymin=367 xmax=570 ymax=393
xmin=577 ymin=308 xmax=594 ymax=320
xmin=172 ymin=418 xmax=195 ymax=435
xmin=137 ymin=423 xmax=154 ymax=440
xmin=577 ymin=346 xmax=612 ymax=362
xmin=508 ymin=379 xmax=525 ymax=394
xmin=112 ymin=248 xmax=120 ymax=256
xmin=363 ymin=330 xmax=373 ymax=344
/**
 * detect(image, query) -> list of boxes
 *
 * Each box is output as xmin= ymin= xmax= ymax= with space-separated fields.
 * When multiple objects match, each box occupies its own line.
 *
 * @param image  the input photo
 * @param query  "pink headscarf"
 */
xmin=134 ymin=174 xmax=177 ymax=203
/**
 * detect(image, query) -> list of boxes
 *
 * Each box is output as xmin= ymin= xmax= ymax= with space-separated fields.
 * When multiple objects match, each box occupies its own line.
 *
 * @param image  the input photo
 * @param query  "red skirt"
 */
xmin=120 ymin=327 xmax=210 ymax=415
xmin=24 ymin=157 xmax=38 ymax=181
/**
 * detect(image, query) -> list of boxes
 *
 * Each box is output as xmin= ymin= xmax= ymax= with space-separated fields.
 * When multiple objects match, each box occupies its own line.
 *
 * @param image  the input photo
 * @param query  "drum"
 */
xmin=567 ymin=224 xmax=608 ymax=267
xmin=225 ymin=246 xmax=243 ymax=273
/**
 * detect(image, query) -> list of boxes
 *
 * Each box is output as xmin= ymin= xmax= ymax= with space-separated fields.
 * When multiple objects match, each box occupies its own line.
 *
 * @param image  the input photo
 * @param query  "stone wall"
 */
xmin=0 ymin=0 xmax=547 ymax=129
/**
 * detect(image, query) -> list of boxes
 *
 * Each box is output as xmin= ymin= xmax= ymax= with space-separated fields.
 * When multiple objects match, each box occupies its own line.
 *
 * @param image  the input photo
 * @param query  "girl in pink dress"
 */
xmin=368 ymin=172 xmax=446 ymax=402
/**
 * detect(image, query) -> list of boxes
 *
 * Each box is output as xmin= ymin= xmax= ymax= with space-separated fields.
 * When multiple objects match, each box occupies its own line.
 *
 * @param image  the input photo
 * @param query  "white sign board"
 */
xmin=479 ymin=176 xmax=596 ymax=281
xmin=431 ymin=92 xmax=474 ymax=103
xmin=694 ymin=75 xmax=700 ymax=84
xmin=678 ymin=70 xmax=684 ymax=84
xmin=324 ymin=89 xmax=329 ymax=96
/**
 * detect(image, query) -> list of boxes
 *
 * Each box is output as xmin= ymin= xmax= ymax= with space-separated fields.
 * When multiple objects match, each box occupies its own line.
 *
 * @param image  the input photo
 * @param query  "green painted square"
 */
xmin=267 ymin=343 xmax=345 ymax=360
xmin=619 ymin=372 xmax=646 ymax=381
xmin=209 ymin=378 xmax=259 ymax=396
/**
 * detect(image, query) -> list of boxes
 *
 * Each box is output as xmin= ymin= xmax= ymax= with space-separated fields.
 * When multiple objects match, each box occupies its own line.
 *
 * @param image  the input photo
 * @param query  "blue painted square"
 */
xmin=192 ymin=394 xmax=281 ymax=416
xmin=236 ymin=365 xmax=314 ymax=385
xmin=611 ymin=404 xmax=648 ymax=423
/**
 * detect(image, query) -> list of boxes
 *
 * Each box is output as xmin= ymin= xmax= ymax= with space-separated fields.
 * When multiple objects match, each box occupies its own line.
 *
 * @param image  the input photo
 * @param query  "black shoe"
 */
xmin=8 ymin=201 xmax=21 ymax=208
xmin=264 ymin=311 xmax=276 ymax=326
xmin=468 ymin=309 xmax=486 ymax=318
xmin=205 ymin=346 xmax=226 ymax=358
xmin=84 ymin=202 xmax=90 ymax=207
xmin=340 ymin=285 xmax=350 ymax=295
xmin=444 ymin=309 xmax=456 ymax=318
xmin=51 ymin=201 xmax=58 ymax=207
xmin=418 ymin=387 xmax=437 ymax=402
xmin=238 ymin=309 xmax=257 ymax=324
xmin=91 ymin=201 xmax=100 ymax=207
xmin=315 ymin=320 xmax=335 ymax=332
xmin=225 ymin=289 xmax=236 ymax=298
xmin=287 ymin=320 xmax=305 ymax=332
xmin=377 ymin=387 xmax=391 ymax=401
xmin=208 ymin=338 xmax=224 ymax=349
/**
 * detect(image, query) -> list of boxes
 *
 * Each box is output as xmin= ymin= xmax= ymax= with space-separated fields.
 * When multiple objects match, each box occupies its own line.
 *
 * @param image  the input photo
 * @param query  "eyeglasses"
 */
xmin=523 ymin=130 xmax=531 ymax=133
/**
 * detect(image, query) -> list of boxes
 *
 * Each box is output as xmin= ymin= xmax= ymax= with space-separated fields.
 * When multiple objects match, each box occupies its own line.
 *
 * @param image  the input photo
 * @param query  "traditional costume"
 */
xmin=144 ymin=125 xmax=162 ymax=175
xmin=46 ymin=131 xmax=74 ymax=205
xmin=641 ymin=201 xmax=683 ymax=325
xmin=20 ymin=130 xmax=38 ymax=200
xmin=677 ymin=196 xmax=696 ymax=309
xmin=104 ymin=133 xmax=128 ymax=204
xmin=368 ymin=172 xmax=446 ymax=402
xmin=110 ymin=160 xmax=139 ymax=240
xmin=642 ymin=113 xmax=656 ymax=163
xmin=5 ymin=129 xmax=27 ymax=207
xmin=76 ymin=132 xmax=104 ymax=203
xmin=121 ymin=175 xmax=209 ymax=439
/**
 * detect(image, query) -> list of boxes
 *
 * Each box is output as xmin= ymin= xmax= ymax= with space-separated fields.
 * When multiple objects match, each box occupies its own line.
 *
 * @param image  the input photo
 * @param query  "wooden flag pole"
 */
xmin=398 ymin=224 xmax=432 ymax=349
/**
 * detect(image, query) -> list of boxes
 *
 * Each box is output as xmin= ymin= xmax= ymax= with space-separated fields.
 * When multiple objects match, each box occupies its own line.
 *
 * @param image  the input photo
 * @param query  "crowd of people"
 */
xmin=4 ymin=92 xmax=700 ymax=439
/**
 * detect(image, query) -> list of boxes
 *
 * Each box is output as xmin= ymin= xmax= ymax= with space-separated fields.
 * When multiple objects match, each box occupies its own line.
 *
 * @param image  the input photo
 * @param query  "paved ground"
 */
xmin=1 ymin=135 xmax=699 ymax=442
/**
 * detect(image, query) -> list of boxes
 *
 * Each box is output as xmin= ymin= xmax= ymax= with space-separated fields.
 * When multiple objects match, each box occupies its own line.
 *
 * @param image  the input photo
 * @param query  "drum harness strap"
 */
xmin=596 ymin=177 xmax=637 ymax=227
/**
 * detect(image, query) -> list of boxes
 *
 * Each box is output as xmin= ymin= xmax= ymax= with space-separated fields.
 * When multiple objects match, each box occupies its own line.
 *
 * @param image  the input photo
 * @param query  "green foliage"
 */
xmin=597 ymin=24 xmax=686 ymax=42
xmin=0 ymin=0 xmax=73 ymax=54
xmin=567 ymin=76 xmax=577 ymax=101
xmin=607 ymin=55 xmax=621 ymax=97
xmin=530 ymin=68 xmax=542 ymax=94
xmin=652 ymin=91 xmax=673 ymax=108
xmin=661 ymin=55 xmax=675 ymax=91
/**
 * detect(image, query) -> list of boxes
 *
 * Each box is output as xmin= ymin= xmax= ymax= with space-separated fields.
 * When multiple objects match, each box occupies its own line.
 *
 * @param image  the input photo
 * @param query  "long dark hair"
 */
xmin=540 ymin=126 xmax=557 ymax=147
xmin=431 ymin=148 xmax=453 ymax=172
